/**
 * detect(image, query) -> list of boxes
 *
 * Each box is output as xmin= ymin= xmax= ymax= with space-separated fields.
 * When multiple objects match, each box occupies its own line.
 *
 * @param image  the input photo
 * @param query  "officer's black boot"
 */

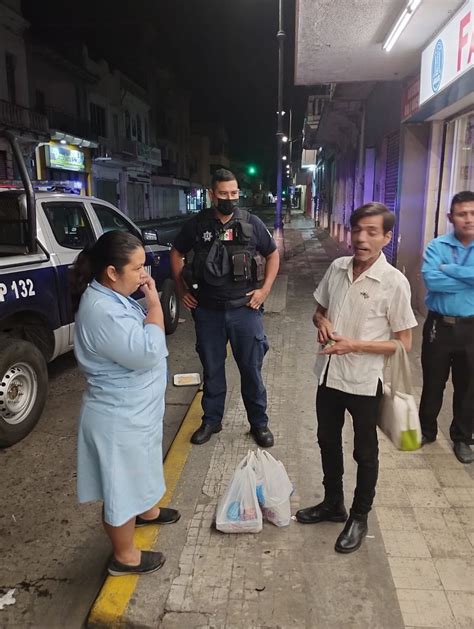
xmin=191 ymin=422 xmax=222 ymax=445
xmin=250 ymin=425 xmax=274 ymax=448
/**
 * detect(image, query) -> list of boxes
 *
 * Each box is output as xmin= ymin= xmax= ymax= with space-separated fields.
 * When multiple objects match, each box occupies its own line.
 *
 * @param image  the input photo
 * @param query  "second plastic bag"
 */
xmin=252 ymin=449 xmax=293 ymax=527
xmin=215 ymin=453 xmax=262 ymax=534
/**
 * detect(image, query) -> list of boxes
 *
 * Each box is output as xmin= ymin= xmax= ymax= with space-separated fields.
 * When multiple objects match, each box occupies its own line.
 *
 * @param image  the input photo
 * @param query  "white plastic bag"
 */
xmin=378 ymin=340 xmax=421 ymax=451
xmin=215 ymin=453 xmax=262 ymax=533
xmin=253 ymin=449 xmax=293 ymax=527
xmin=379 ymin=385 xmax=421 ymax=451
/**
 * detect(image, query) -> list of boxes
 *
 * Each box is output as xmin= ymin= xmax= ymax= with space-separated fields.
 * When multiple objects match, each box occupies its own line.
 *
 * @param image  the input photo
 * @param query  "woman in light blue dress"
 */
xmin=70 ymin=231 xmax=180 ymax=576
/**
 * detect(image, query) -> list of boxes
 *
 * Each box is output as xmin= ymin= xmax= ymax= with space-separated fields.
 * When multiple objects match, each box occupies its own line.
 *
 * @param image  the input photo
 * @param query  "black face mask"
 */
xmin=216 ymin=198 xmax=238 ymax=215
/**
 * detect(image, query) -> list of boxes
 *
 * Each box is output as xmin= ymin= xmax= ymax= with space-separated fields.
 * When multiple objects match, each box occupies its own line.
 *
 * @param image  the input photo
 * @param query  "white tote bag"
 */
xmin=215 ymin=453 xmax=263 ymax=533
xmin=378 ymin=340 xmax=421 ymax=451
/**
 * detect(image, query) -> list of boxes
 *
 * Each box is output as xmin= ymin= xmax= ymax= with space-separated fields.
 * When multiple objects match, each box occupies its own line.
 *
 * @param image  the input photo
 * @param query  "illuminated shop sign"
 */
xmin=420 ymin=0 xmax=474 ymax=105
xmin=46 ymin=145 xmax=86 ymax=172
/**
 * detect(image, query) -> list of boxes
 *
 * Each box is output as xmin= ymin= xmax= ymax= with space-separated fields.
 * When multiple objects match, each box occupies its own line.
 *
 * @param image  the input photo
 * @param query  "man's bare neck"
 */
xmin=352 ymin=253 xmax=381 ymax=278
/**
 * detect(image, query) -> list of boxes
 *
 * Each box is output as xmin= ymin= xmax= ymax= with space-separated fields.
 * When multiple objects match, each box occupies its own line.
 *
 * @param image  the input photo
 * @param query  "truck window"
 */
xmin=92 ymin=203 xmax=141 ymax=238
xmin=43 ymin=201 xmax=95 ymax=250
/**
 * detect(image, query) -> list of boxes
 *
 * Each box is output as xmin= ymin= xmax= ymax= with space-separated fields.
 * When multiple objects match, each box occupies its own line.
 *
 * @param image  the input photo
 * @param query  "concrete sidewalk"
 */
xmin=100 ymin=217 xmax=473 ymax=629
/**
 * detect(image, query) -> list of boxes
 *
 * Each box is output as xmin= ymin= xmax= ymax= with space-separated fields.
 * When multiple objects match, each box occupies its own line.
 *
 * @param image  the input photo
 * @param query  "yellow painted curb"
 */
xmin=88 ymin=390 xmax=203 ymax=627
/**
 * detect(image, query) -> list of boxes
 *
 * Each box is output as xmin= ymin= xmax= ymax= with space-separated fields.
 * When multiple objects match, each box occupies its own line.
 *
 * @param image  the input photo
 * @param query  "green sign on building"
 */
xmin=46 ymin=145 xmax=86 ymax=172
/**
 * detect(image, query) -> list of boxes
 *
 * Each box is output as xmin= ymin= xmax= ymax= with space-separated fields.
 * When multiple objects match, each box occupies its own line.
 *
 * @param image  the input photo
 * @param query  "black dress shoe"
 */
xmin=136 ymin=508 xmax=181 ymax=527
xmin=453 ymin=442 xmax=473 ymax=464
xmin=250 ymin=426 xmax=274 ymax=448
xmin=191 ymin=422 xmax=222 ymax=445
xmin=335 ymin=513 xmax=368 ymax=553
xmin=421 ymin=435 xmax=436 ymax=446
xmin=295 ymin=500 xmax=348 ymax=524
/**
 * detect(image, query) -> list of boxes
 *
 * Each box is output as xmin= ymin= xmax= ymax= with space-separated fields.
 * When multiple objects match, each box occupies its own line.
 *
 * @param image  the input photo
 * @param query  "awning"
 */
xmin=404 ymin=68 xmax=474 ymax=123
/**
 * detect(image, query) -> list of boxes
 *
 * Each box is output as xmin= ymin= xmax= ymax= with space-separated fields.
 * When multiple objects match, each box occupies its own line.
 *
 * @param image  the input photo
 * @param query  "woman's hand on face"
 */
xmin=140 ymin=274 xmax=161 ymax=308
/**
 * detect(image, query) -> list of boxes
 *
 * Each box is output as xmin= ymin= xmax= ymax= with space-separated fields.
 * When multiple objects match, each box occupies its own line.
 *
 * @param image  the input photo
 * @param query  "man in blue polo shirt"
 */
xmin=419 ymin=190 xmax=474 ymax=464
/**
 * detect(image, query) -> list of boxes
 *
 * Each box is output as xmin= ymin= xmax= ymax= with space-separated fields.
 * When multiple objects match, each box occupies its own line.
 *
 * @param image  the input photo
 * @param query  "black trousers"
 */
xmin=316 ymin=380 xmax=383 ymax=516
xmin=419 ymin=313 xmax=474 ymax=444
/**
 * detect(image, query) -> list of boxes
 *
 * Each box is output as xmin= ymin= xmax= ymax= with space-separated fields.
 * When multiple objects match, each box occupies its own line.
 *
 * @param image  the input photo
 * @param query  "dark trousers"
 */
xmin=192 ymin=305 xmax=269 ymax=428
xmin=316 ymin=380 xmax=383 ymax=515
xmin=419 ymin=313 xmax=474 ymax=444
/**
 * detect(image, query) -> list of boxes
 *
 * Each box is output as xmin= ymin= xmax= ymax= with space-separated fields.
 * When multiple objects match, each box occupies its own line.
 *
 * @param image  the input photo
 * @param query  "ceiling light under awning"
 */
xmin=383 ymin=0 xmax=424 ymax=53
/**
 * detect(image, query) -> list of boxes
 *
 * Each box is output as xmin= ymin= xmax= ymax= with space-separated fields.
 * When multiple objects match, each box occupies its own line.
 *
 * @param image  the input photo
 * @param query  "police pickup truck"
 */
xmin=0 ymin=132 xmax=179 ymax=447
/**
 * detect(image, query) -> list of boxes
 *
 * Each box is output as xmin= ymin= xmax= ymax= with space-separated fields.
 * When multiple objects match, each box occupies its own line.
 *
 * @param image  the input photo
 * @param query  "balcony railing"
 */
xmin=0 ymin=99 xmax=49 ymax=135
xmin=118 ymin=137 xmax=162 ymax=166
xmin=137 ymin=142 xmax=161 ymax=166
xmin=46 ymin=108 xmax=97 ymax=142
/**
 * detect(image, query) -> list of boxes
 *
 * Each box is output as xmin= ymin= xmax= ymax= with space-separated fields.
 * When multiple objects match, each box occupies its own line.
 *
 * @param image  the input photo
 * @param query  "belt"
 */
xmin=429 ymin=311 xmax=474 ymax=325
xmin=201 ymin=296 xmax=250 ymax=310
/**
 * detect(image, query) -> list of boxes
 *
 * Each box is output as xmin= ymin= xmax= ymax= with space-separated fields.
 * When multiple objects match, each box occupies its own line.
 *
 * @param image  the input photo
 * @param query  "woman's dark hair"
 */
xmin=70 ymin=230 xmax=143 ymax=310
xmin=350 ymin=202 xmax=395 ymax=234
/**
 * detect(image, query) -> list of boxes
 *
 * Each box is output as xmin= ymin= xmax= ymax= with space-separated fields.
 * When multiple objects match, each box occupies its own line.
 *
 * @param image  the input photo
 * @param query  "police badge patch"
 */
xmin=202 ymin=230 xmax=213 ymax=242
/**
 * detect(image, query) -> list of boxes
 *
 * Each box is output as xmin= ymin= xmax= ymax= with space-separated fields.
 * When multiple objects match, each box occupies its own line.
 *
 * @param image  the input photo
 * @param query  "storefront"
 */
xmin=36 ymin=142 xmax=92 ymax=195
xmin=126 ymin=170 xmax=151 ymax=221
xmin=92 ymin=162 xmax=120 ymax=206
xmin=398 ymin=0 xmax=474 ymax=313
xmin=416 ymin=0 xmax=474 ymax=236
xmin=186 ymin=185 xmax=205 ymax=212
xmin=151 ymin=175 xmax=193 ymax=219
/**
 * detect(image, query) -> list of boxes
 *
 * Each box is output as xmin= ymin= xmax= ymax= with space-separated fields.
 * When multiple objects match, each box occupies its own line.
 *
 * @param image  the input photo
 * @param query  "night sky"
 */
xmin=22 ymin=0 xmax=308 ymax=180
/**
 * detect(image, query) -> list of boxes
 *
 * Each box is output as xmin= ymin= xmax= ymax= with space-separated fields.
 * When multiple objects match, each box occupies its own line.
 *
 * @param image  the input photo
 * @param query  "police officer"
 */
xmin=170 ymin=169 xmax=280 ymax=447
xmin=419 ymin=190 xmax=474 ymax=464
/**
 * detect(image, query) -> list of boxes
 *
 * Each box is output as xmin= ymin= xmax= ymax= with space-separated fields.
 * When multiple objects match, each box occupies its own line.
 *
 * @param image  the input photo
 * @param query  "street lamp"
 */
xmin=282 ymin=136 xmax=288 ymax=143
xmin=275 ymin=0 xmax=286 ymax=231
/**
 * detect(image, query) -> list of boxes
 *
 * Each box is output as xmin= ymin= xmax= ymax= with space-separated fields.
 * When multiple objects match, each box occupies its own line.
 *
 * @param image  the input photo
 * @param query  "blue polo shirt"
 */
xmin=422 ymin=232 xmax=474 ymax=317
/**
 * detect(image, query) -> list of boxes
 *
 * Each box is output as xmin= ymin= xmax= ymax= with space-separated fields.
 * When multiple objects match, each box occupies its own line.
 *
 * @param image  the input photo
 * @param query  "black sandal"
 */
xmin=107 ymin=551 xmax=166 ymax=576
xmin=135 ymin=507 xmax=181 ymax=527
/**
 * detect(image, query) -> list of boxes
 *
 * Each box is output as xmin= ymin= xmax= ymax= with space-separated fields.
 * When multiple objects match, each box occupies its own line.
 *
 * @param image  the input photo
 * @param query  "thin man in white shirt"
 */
xmin=296 ymin=202 xmax=417 ymax=554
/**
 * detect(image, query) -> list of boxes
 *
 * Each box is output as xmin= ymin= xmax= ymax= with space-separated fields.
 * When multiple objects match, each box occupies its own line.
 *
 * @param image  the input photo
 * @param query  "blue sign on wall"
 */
xmin=431 ymin=39 xmax=444 ymax=93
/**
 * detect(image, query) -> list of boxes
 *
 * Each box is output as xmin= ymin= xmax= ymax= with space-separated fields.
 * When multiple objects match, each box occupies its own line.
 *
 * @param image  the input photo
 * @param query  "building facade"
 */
xmin=294 ymin=0 xmax=473 ymax=314
xmin=0 ymin=0 xmax=49 ymax=183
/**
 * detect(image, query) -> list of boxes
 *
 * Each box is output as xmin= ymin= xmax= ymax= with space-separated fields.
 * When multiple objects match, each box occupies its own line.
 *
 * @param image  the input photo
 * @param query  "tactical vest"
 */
xmin=190 ymin=208 xmax=263 ymax=288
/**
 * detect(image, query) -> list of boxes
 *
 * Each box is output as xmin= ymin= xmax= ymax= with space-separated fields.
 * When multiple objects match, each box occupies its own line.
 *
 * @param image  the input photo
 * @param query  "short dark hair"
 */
xmin=350 ymin=202 xmax=395 ymax=234
xmin=211 ymin=168 xmax=238 ymax=189
xmin=450 ymin=190 xmax=474 ymax=214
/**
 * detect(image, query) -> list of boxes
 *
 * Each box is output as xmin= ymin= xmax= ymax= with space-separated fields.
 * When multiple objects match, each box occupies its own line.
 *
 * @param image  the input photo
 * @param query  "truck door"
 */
xmin=40 ymin=199 xmax=95 ymax=344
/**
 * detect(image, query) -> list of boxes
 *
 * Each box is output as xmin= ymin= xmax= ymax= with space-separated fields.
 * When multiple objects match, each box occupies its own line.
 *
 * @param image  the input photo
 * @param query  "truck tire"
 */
xmin=160 ymin=279 xmax=180 ymax=335
xmin=0 ymin=338 xmax=48 ymax=448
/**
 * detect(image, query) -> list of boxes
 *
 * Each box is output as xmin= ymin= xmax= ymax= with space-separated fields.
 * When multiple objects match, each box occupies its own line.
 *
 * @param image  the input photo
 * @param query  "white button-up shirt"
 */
xmin=314 ymin=253 xmax=417 ymax=396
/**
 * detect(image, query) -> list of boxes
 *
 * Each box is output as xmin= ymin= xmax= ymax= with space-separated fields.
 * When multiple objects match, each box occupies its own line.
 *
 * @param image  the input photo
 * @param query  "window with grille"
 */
xmin=5 ymin=52 xmax=16 ymax=104
xmin=90 ymin=103 xmax=107 ymax=137
xmin=0 ymin=151 xmax=7 ymax=179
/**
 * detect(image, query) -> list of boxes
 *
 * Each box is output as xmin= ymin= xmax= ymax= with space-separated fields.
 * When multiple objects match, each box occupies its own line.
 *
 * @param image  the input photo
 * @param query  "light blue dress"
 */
xmin=74 ymin=280 xmax=168 ymax=526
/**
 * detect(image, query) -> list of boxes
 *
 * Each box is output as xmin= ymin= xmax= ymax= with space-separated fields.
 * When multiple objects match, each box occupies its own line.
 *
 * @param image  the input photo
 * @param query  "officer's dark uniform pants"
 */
xmin=193 ymin=306 xmax=270 ymax=429
xmin=419 ymin=313 xmax=474 ymax=444
xmin=316 ymin=380 xmax=383 ymax=515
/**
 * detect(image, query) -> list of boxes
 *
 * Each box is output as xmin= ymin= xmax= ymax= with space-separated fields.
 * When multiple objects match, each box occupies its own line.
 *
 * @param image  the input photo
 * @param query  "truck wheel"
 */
xmin=0 ymin=338 xmax=48 ymax=448
xmin=160 ymin=279 xmax=180 ymax=335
